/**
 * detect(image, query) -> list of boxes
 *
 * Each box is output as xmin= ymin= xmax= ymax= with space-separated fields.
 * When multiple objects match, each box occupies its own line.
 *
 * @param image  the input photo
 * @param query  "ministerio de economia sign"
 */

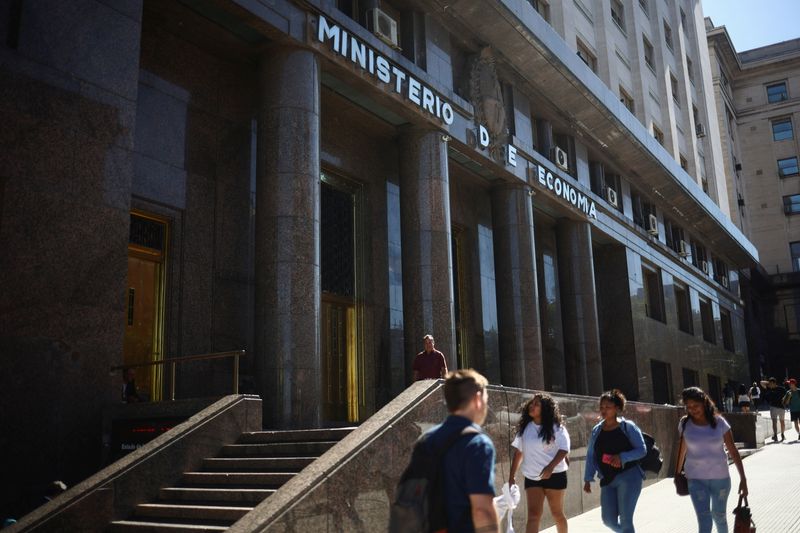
xmin=312 ymin=15 xmax=597 ymax=220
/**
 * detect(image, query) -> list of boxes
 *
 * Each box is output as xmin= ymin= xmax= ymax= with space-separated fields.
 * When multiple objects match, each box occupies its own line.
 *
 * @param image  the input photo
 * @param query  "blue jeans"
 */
xmin=600 ymin=467 xmax=643 ymax=532
xmin=688 ymin=477 xmax=731 ymax=533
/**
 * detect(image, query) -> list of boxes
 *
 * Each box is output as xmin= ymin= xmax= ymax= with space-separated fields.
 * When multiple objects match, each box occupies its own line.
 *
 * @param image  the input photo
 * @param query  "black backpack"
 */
xmin=388 ymin=425 xmax=479 ymax=533
xmin=621 ymin=421 xmax=663 ymax=474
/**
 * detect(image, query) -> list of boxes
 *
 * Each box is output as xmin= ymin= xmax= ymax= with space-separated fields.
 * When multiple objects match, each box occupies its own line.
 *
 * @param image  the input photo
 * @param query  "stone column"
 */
xmin=556 ymin=219 xmax=603 ymax=395
xmin=399 ymin=127 xmax=457 ymax=376
xmin=491 ymin=183 xmax=545 ymax=389
xmin=255 ymin=47 xmax=321 ymax=428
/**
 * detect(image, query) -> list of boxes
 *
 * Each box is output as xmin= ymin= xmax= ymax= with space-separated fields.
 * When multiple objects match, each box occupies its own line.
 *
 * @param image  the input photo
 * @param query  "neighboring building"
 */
xmin=706 ymin=21 xmax=800 ymax=380
xmin=0 ymin=0 xmax=758 ymax=517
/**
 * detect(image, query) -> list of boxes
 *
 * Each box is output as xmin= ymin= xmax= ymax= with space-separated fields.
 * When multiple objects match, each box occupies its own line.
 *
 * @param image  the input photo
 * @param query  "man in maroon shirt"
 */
xmin=412 ymin=334 xmax=448 ymax=381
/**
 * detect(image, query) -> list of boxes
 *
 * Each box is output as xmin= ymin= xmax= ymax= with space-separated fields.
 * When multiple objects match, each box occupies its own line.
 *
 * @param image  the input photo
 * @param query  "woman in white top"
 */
xmin=509 ymin=394 xmax=570 ymax=533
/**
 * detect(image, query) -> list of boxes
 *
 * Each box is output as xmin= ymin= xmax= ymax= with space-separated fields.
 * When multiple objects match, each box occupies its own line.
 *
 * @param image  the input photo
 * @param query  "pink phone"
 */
xmin=602 ymin=453 xmax=614 ymax=465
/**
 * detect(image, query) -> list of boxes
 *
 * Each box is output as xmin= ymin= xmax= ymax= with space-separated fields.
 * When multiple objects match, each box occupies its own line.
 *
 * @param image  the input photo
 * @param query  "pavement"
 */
xmin=540 ymin=413 xmax=800 ymax=533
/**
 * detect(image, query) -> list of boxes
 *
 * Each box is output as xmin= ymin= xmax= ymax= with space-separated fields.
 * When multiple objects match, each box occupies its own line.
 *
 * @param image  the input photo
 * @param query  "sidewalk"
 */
xmin=541 ymin=424 xmax=800 ymax=532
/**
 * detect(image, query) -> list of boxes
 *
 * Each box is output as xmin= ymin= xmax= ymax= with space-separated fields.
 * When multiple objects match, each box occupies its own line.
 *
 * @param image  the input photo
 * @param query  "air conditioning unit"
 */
xmin=695 ymin=123 xmax=706 ymax=138
xmin=679 ymin=240 xmax=690 ymax=257
xmin=647 ymin=213 xmax=658 ymax=235
xmin=701 ymin=260 xmax=709 ymax=274
xmin=734 ymin=162 xmax=742 ymax=171
xmin=606 ymin=187 xmax=619 ymax=208
xmin=721 ymin=276 xmax=730 ymax=289
xmin=554 ymin=146 xmax=569 ymax=171
xmin=368 ymin=8 xmax=399 ymax=48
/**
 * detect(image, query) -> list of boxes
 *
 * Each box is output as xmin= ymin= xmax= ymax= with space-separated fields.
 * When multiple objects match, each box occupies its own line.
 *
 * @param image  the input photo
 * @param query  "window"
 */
xmin=720 ymin=308 xmax=734 ymax=351
xmin=639 ymin=0 xmax=648 ymax=15
xmin=529 ymin=0 xmax=551 ymax=22
xmin=620 ymin=86 xmax=635 ymax=113
xmin=643 ymin=36 xmax=654 ymax=70
xmin=772 ymin=118 xmax=794 ymax=141
xmin=651 ymin=359 xmax=673 ymax=404
xmin=691 ymin=239 xmax=708 ymax=271
xmin=664 ymin=20 xmax=673 ymax=51
xmin=791 ymin=242 xmax=800 ymax=272
xmin=664 ymin=218 xmax=685 ymax=255
xmin=611 ymin=0 xmax=625 ymax=31
xmin=577 ymin=39 xmax=597 ymax=73
xmin=783 ymin=194 xmax=800 ymax=215
xmin=682 ymin=367 xmax=699 ymax=389
xmin=502 ymin=82 xmax=516 ymax=136
xmin=712 ymin=257 xmax=729 ymax=286
xmin=675 ymin=281 xmax=693 ymax=334
xmin=680 ymin=8 xmax=687 ymax=28
xmin=653 ymin=124 xmax=664 ymax=145
xmin=631 ymin=189 xmax=656 ymax=229
xmin=767 ymin=82 xmax=788 ymax=103
xmin=779 ymin=157 xmax=799 ymax=177
xmin=680 ymin=154 xmax=688 ymax=171
xmin=686 ymin=57 xmax=694 ymax=84
xmin=642 ymin=263 xmax=665 ymax=323
xmin=670 ymin=73 xmax=679 ymax=104
xmin=699 ymin=296 xmax=715 ymax=343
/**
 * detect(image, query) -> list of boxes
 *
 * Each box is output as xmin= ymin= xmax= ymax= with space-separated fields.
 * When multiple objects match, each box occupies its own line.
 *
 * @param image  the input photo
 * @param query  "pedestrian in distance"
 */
xmin=760 ymin=377 xmax=787 ymax=441
xmin=412 ymin=334 xmax=448 ymax=381
xmin=748 ymin=381 xmax=760 ymax=409
xmin=421 ymin=369 xmax=499 ymax=533
xmin=509 ymin=394 xmax=570 ymax=533
xmin=737 ymin=384 xmax=751 ymax=413
xmin=675 ymin=387 xmax=747 ymax=533
xmin=784 ymin=378 xmax=800 ymax=440
xmin=722 ymin=383 xmax=734 ymax=413
xmin=583 ymin=389 xmax=647 ymax=533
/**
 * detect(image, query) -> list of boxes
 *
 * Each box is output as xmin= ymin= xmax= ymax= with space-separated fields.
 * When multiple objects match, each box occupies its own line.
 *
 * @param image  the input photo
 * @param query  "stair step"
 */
xmin=108 ymin=519 xmax=228 ymax=532
xmin=219 ymin=441 xmax=337 ymax=457
xmin=159 ymin=487 xmax=274 ymax=504
xmin=238 ymin=427 xmax=355 ymax=444
xmin=182 ymin=472 xmax=295 ymax=487
xmin=202 ymin=456 xmax=315 ymax=471
xmin=134 ymin=503 xmax=251 ymax=522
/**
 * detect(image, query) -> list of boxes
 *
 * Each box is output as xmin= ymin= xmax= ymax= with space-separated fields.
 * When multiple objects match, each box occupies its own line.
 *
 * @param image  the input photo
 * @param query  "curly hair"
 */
xmin=681 ymin=386 xmax=718 ymax=428
xmin=516 ymin=393 xmax=562 ymax=443
xmin=600 ymin=389 xmax=627 ymax=411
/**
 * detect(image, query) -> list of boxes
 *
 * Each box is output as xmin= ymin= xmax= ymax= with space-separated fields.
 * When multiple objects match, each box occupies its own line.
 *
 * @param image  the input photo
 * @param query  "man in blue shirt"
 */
xmin=426 ymin=369 xmax=499 ymax=533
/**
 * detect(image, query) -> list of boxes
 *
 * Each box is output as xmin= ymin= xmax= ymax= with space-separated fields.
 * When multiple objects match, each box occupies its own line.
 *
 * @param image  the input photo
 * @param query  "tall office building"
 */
xmin=707 ymin=21 xmax=800 ymax=379
xmin=0 ymin=0 xmax=758 ymax=512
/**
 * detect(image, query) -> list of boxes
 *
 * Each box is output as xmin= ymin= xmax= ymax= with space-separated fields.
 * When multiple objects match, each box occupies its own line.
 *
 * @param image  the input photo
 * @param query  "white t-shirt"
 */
xmin=681 ymin=415 xmax=731 ymax=480
xmin=511 ymin=422 xmax=570 ymax=479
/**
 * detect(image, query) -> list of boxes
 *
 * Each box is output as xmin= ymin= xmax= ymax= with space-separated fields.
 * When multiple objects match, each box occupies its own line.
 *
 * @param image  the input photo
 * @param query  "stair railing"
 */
xmin=111 ymin=350 xmax=247 ymax=401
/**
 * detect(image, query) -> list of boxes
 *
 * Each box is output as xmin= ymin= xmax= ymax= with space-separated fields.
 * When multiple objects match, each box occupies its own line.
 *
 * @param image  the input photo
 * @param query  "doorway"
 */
xmin=321 ymin=174 xmax=364 ymax=423
xmin=651 ymin=359 xmax=673 ymax=405
xmin=123 ymin=211 xmax=167 ymax=402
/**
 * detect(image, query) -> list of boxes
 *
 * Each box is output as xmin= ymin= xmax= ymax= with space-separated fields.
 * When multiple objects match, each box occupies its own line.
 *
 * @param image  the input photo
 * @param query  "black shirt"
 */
xmin=764 ymin=386 xmax=787 ymax=408
xmin=595 ymin=427 xmax=635 ymax=486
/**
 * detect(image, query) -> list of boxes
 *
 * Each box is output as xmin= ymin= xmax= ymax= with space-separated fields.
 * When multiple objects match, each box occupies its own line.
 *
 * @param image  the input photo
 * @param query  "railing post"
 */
xmin=233 ymin=352 xmax=240 ymax=394
xmin=170 ymin=361 xmax=176 ymax=401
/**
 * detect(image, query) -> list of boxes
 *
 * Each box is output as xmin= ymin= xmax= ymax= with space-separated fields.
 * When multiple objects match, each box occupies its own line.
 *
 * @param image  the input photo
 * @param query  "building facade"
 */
xmin=0 ymin=0 xmax=758 ymax=513
xmin=706 ymin=23 xmax=800 ymax=379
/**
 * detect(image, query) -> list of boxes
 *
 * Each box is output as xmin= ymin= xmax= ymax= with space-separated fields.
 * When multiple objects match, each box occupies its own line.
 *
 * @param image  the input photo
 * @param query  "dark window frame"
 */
xmin=784 ymin=194 xmax=800 ymax=215
xmin=674 ymin=280 xmax=693 ymax=335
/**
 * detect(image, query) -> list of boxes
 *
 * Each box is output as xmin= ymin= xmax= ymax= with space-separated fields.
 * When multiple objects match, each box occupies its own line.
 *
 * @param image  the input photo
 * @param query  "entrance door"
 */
xmin=320 ymin=176 xmax=363 ymax=422
xmin=123 ymin=212 xmax=167 ymax=402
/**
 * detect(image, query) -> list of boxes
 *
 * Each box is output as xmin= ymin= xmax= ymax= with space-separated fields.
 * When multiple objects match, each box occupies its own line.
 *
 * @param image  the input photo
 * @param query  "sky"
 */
xmin=702 ymin=0 xmax=800 ymax=52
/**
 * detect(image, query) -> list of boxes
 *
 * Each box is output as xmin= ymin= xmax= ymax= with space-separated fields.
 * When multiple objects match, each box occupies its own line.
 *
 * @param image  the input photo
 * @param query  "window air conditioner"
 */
xmin=606 ymin=187 xmax=619 ymax=208
xmin=647 ymin=213 xmax=658 ymax=235
xmin=368 ymin=8 xmax=399 ymax=48
xmin=695 ymin=123 xmax=706 ymax=138
xmin=679 ymin=240 xmax=690 ymax=257
xmin=721 ymin=276 xmax=730 ymax=289
xmin=701 ymin=260 xmax=709 ymax=274
xmin=554 ymin=146 xmax=569 ymax=171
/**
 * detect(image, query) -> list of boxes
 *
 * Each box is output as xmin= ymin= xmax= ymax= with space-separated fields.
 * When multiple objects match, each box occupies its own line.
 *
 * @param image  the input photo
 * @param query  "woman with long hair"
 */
xmin=583 ymin=389 xmax=647 ymax=533
xmin=676 ymin=387 xmax=747 ymax=533
xmin=509 ymin=394 xmax=570 ymax=533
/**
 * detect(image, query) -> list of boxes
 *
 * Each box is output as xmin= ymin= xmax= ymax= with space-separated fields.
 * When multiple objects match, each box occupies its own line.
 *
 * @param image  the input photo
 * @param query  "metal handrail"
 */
xmin=111 ymin=350 xmax=246 ymax=401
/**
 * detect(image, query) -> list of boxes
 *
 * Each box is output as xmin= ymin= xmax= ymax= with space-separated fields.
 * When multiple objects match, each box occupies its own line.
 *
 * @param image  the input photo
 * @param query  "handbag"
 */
xmin=674 ymin=418 xmax=689 ymax=496
xmin=732 ymin=495 xmax=756 ymax=532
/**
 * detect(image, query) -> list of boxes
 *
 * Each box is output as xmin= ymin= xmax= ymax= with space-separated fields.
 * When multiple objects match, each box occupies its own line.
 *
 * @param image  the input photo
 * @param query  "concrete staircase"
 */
xmin=108 ymin=427 xmax=354 ymax=532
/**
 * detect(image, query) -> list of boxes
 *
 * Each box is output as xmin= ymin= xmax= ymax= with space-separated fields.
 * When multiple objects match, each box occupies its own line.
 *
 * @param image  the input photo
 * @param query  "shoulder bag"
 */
xmin=673 ymin=417 xmax=689 ymax=496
